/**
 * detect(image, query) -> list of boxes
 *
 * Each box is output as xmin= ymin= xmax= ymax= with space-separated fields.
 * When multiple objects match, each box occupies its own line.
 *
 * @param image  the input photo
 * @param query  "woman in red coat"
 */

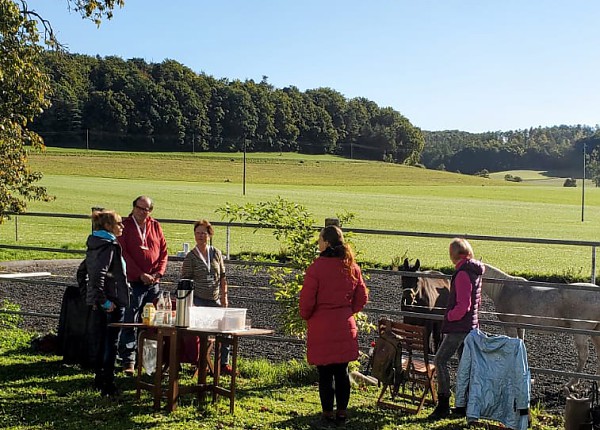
xmin=299 ymin=225 xmax=369 ymax=425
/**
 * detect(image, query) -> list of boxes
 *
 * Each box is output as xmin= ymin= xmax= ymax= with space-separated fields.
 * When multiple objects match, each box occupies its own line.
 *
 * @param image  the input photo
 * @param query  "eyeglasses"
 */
xmin=135 ymin=205 xmax=153 ymax=212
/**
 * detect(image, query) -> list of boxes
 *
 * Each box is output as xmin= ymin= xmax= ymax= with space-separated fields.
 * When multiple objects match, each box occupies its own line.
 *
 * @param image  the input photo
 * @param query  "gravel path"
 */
xmin=1 ymin=258 xmax=596 ymax=413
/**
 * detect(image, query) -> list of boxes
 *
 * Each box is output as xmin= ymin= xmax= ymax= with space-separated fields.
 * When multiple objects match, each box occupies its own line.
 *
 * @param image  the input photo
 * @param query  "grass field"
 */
xmin=488 ymin=170 xmax=593 ymax=187
xmin=2 ymin=148 xmax=599 ymax=278
xmin=0 ymin=328 xmax=561 ymax=430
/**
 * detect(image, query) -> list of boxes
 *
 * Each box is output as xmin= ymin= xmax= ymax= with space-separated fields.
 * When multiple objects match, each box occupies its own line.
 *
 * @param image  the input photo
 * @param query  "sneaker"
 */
xmin=123 ymin=364 xmax=135 ymax=376
xmin=220 ymin=364 xmax=239 ymax=376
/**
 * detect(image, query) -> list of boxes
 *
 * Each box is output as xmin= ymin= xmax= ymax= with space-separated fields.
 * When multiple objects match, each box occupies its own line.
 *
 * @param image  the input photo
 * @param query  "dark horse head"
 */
xmin=400 ymin=258 xmax=450 ymax=353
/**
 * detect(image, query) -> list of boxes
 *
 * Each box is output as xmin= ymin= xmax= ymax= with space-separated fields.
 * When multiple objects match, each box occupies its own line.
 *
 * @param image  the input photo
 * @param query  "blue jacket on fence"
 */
xmin=455 ymin=329 xmax=531 ymax=430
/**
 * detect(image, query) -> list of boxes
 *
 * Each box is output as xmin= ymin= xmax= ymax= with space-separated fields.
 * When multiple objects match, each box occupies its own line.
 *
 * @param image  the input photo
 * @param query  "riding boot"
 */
xmin=451 ymin=405 xmax=466 ymax=417
xmin=428 ymin=395 xmax=450 ymax=420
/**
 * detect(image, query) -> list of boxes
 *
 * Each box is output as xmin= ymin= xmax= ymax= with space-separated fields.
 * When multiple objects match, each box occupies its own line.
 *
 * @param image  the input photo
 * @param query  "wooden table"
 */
xmin=110 ymin=323 xmax=273 ymax=413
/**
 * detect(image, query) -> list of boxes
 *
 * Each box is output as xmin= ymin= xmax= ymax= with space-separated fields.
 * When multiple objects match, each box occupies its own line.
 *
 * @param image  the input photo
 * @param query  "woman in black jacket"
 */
xmin=85 ymin=210 xmax=130 ymax=397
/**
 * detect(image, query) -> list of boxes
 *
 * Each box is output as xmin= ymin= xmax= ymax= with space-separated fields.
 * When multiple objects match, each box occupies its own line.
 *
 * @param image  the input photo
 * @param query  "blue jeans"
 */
xmin=434 ymin=332 xmax=467 ymax=397
xmin=118 ymin=281 xmax=160 ymax=366
xmin=194 ymin=297 xmax=230 ymax=366
xmin=94 ymin=306 xmax=125 ymax=387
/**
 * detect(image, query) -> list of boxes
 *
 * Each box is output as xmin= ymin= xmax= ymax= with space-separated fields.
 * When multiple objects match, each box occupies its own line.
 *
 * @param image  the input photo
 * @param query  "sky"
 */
xmin=30 ymin=0 xmax=600 ymax=133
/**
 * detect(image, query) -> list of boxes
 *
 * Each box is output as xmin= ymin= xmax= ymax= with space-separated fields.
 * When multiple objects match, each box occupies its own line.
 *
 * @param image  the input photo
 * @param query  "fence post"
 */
xmin=91 ymin=207 xmax=104 ymax=233
xmin=324 ymin=218 xmax=340 ymax=227
xmin=226 ymin=224 xmax=231 ymax=260
xmin=592 ymin=246 xmax=597 ymax=284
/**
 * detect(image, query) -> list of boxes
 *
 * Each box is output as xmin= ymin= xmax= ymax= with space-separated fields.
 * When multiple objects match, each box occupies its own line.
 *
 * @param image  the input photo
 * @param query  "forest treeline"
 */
xmin=32 ymin=52 xmax=423 ymax=164
xmin=423 ymin=127 xmax=600 ymax=175
xmin=34 ymin=51 xmax=600 ymax=177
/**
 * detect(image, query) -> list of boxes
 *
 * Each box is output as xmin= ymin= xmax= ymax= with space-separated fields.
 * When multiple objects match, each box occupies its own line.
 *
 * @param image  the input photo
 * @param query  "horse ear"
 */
xmin=415 ymin=259 xmax=420 ymax=271
xmin=403 ymin=258 xmax=409 ymax=269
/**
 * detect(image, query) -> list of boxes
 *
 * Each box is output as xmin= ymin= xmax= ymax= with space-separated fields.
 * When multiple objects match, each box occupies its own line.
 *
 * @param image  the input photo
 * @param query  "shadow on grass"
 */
xmin=273 ymin=408 xmax=471 ymax=429
xmin=0 ymin=350 xmax=161 ymax=429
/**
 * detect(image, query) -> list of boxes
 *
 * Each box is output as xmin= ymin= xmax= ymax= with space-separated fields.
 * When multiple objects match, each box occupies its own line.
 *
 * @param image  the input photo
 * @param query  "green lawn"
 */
xmin=489 ymin=170 xmax=593 ymax=187
xmin=2 ymin=149 xmax=599 ymax=277
xmin=0 ymin=329 xmax=561 ymax=430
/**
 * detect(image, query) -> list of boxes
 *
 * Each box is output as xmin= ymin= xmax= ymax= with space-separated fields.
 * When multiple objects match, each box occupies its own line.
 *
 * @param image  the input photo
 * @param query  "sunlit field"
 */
xmin=2 ymin=149 xmax=599 ymax=277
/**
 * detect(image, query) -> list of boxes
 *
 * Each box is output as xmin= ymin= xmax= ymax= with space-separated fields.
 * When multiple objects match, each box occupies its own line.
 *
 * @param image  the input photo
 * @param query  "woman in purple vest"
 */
xmin=429 ymin=238 xmax=485 ymax=420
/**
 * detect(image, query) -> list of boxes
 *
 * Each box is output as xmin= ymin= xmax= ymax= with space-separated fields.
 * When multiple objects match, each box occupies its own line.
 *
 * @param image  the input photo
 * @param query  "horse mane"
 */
xmin=483 ymin=263 xmax=528 ymax=281
xmin=482 ymin=263 xmax=527 ymax=303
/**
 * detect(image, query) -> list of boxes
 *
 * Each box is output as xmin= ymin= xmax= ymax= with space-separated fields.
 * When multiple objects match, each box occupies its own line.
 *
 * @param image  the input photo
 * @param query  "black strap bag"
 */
xmin=371 ymin=328 xmax=406 ymax=390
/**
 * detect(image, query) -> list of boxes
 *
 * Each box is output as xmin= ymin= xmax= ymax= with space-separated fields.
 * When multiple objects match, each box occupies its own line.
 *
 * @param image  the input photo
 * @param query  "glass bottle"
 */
xmin=156 ymin=291 xmax=165 ymax=326
xmin=164 ymin=291 xmax=172 ymax=325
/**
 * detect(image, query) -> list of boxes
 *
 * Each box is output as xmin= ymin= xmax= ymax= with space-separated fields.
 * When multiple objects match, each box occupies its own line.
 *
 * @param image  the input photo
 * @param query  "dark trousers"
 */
xmin=194 ymin=297 xmax=230 ymax=366
xmin=317 ymin=362 xmax=351 ymax=412
xmin=434 ymin=331 xmax=467 ymax=397
xmin=94 ymin=306 xmax=125 ymax=387
xmin=118 ymin=281 xmax=160 ymax=365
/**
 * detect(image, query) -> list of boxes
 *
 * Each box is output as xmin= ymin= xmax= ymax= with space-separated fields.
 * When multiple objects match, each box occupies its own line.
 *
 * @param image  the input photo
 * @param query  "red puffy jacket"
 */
xmin=299 ymin=257 xmax=368 ymax=366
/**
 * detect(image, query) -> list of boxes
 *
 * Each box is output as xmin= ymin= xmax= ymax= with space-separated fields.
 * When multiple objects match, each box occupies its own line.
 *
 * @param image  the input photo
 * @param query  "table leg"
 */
xmin=167 ymin=328 xmax=179 ymax=412
xmin=136 ymin=330 xmax=145 ymax=400
xmin=153 ymin=329 xmax=165 ymax=410
xmin=213 ymin=336 xmax=221 ymax=404
xmin=198 ymin=335 xmax=209 ymax=403
xmin=229 ymin=336 xmax=239 ymax=414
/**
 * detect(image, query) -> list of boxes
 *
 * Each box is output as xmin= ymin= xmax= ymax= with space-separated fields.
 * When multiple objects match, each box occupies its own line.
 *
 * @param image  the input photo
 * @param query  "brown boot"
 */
xmin=336 ymin=409 xmax=348 ymax=423
xmin=311 ymin=411 xmax=336 ymax=429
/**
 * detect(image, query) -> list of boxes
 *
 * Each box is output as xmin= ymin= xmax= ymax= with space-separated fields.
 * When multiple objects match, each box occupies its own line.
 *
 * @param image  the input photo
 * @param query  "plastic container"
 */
xmin=188 ymin=306 xmax=247 ymax=331
xmin=219 ymin=308 xmax=247 ymax=331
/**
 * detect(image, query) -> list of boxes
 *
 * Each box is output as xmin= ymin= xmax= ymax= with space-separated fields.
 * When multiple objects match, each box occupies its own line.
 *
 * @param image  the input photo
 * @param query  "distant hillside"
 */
xmin=32 ymin=52 xmax=423 ymax=165
xmin=422 ymin=126 xmax=600 ymax=175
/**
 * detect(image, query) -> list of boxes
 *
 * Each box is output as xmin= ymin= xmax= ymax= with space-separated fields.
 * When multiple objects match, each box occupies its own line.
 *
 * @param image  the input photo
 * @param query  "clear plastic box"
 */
xmin=188 ymin=306 xmax=247 ymax=331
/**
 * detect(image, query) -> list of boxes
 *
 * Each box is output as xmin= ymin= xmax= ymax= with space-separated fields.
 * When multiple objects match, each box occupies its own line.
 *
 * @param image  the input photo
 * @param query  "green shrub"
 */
xmin=0 ymin=327 xmax=34 ymax=352
xmin=0 ymin=299 xmax=22 ymax=330
xmin=216 ymin=197 xmax=376 ymax=338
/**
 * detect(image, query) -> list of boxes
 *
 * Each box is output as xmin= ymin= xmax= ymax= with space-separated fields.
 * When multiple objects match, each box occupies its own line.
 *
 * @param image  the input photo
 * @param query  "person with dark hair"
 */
xmin=85 ymin=210 xmax=129 ymax=397
xmin=180 ymin=219 xmax=232 ymax=374
xmin=429 ymin=237 xmax=485 ymax=420
xmin=117 ymin=196 xmax=168 ymax=374
xmin=299 ymin=225 xmax=369 ymax=426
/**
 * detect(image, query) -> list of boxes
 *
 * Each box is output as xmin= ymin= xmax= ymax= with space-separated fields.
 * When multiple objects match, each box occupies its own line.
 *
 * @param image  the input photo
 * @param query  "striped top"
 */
xmin=180 ymin=246 xmax=226 ymax=301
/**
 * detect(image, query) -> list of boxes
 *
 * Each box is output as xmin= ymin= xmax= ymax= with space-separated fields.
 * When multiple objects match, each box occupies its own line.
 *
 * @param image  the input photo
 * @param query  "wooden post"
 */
xmin=324 ymin=218 xmax=340 ymax=227
xmin=91 ymin=206 xmax=104 ymax=232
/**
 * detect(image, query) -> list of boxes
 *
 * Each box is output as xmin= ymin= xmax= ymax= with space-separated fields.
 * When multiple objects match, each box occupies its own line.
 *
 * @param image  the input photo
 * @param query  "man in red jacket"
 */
xmin=117 ymin=195 xmax=168 ymax=374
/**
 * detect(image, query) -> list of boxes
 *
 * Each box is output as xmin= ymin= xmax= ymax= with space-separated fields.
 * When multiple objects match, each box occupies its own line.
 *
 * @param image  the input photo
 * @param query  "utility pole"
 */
xmin=243 ymin=139 xmax=247 ymax=196
xmin=582 ymin=142 xmax=586 ymax=222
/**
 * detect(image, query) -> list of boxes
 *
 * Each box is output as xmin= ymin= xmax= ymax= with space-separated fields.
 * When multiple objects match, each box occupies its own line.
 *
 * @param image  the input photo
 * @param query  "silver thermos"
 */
xmin=175 ymin=279 xmax=194 ymax=327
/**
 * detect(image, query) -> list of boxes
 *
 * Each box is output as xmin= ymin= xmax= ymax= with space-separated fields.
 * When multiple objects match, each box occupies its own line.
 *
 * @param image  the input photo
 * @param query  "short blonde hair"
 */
xmin=92 ymin=210 xmax=121 ymax=231
xmin=449 ymin=238 xmax=474 ymax=260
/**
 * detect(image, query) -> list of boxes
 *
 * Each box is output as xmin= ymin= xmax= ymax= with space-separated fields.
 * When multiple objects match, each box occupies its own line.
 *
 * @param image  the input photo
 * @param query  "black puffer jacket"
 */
xmin=85 ymin=234 xmax=130 ymax=307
